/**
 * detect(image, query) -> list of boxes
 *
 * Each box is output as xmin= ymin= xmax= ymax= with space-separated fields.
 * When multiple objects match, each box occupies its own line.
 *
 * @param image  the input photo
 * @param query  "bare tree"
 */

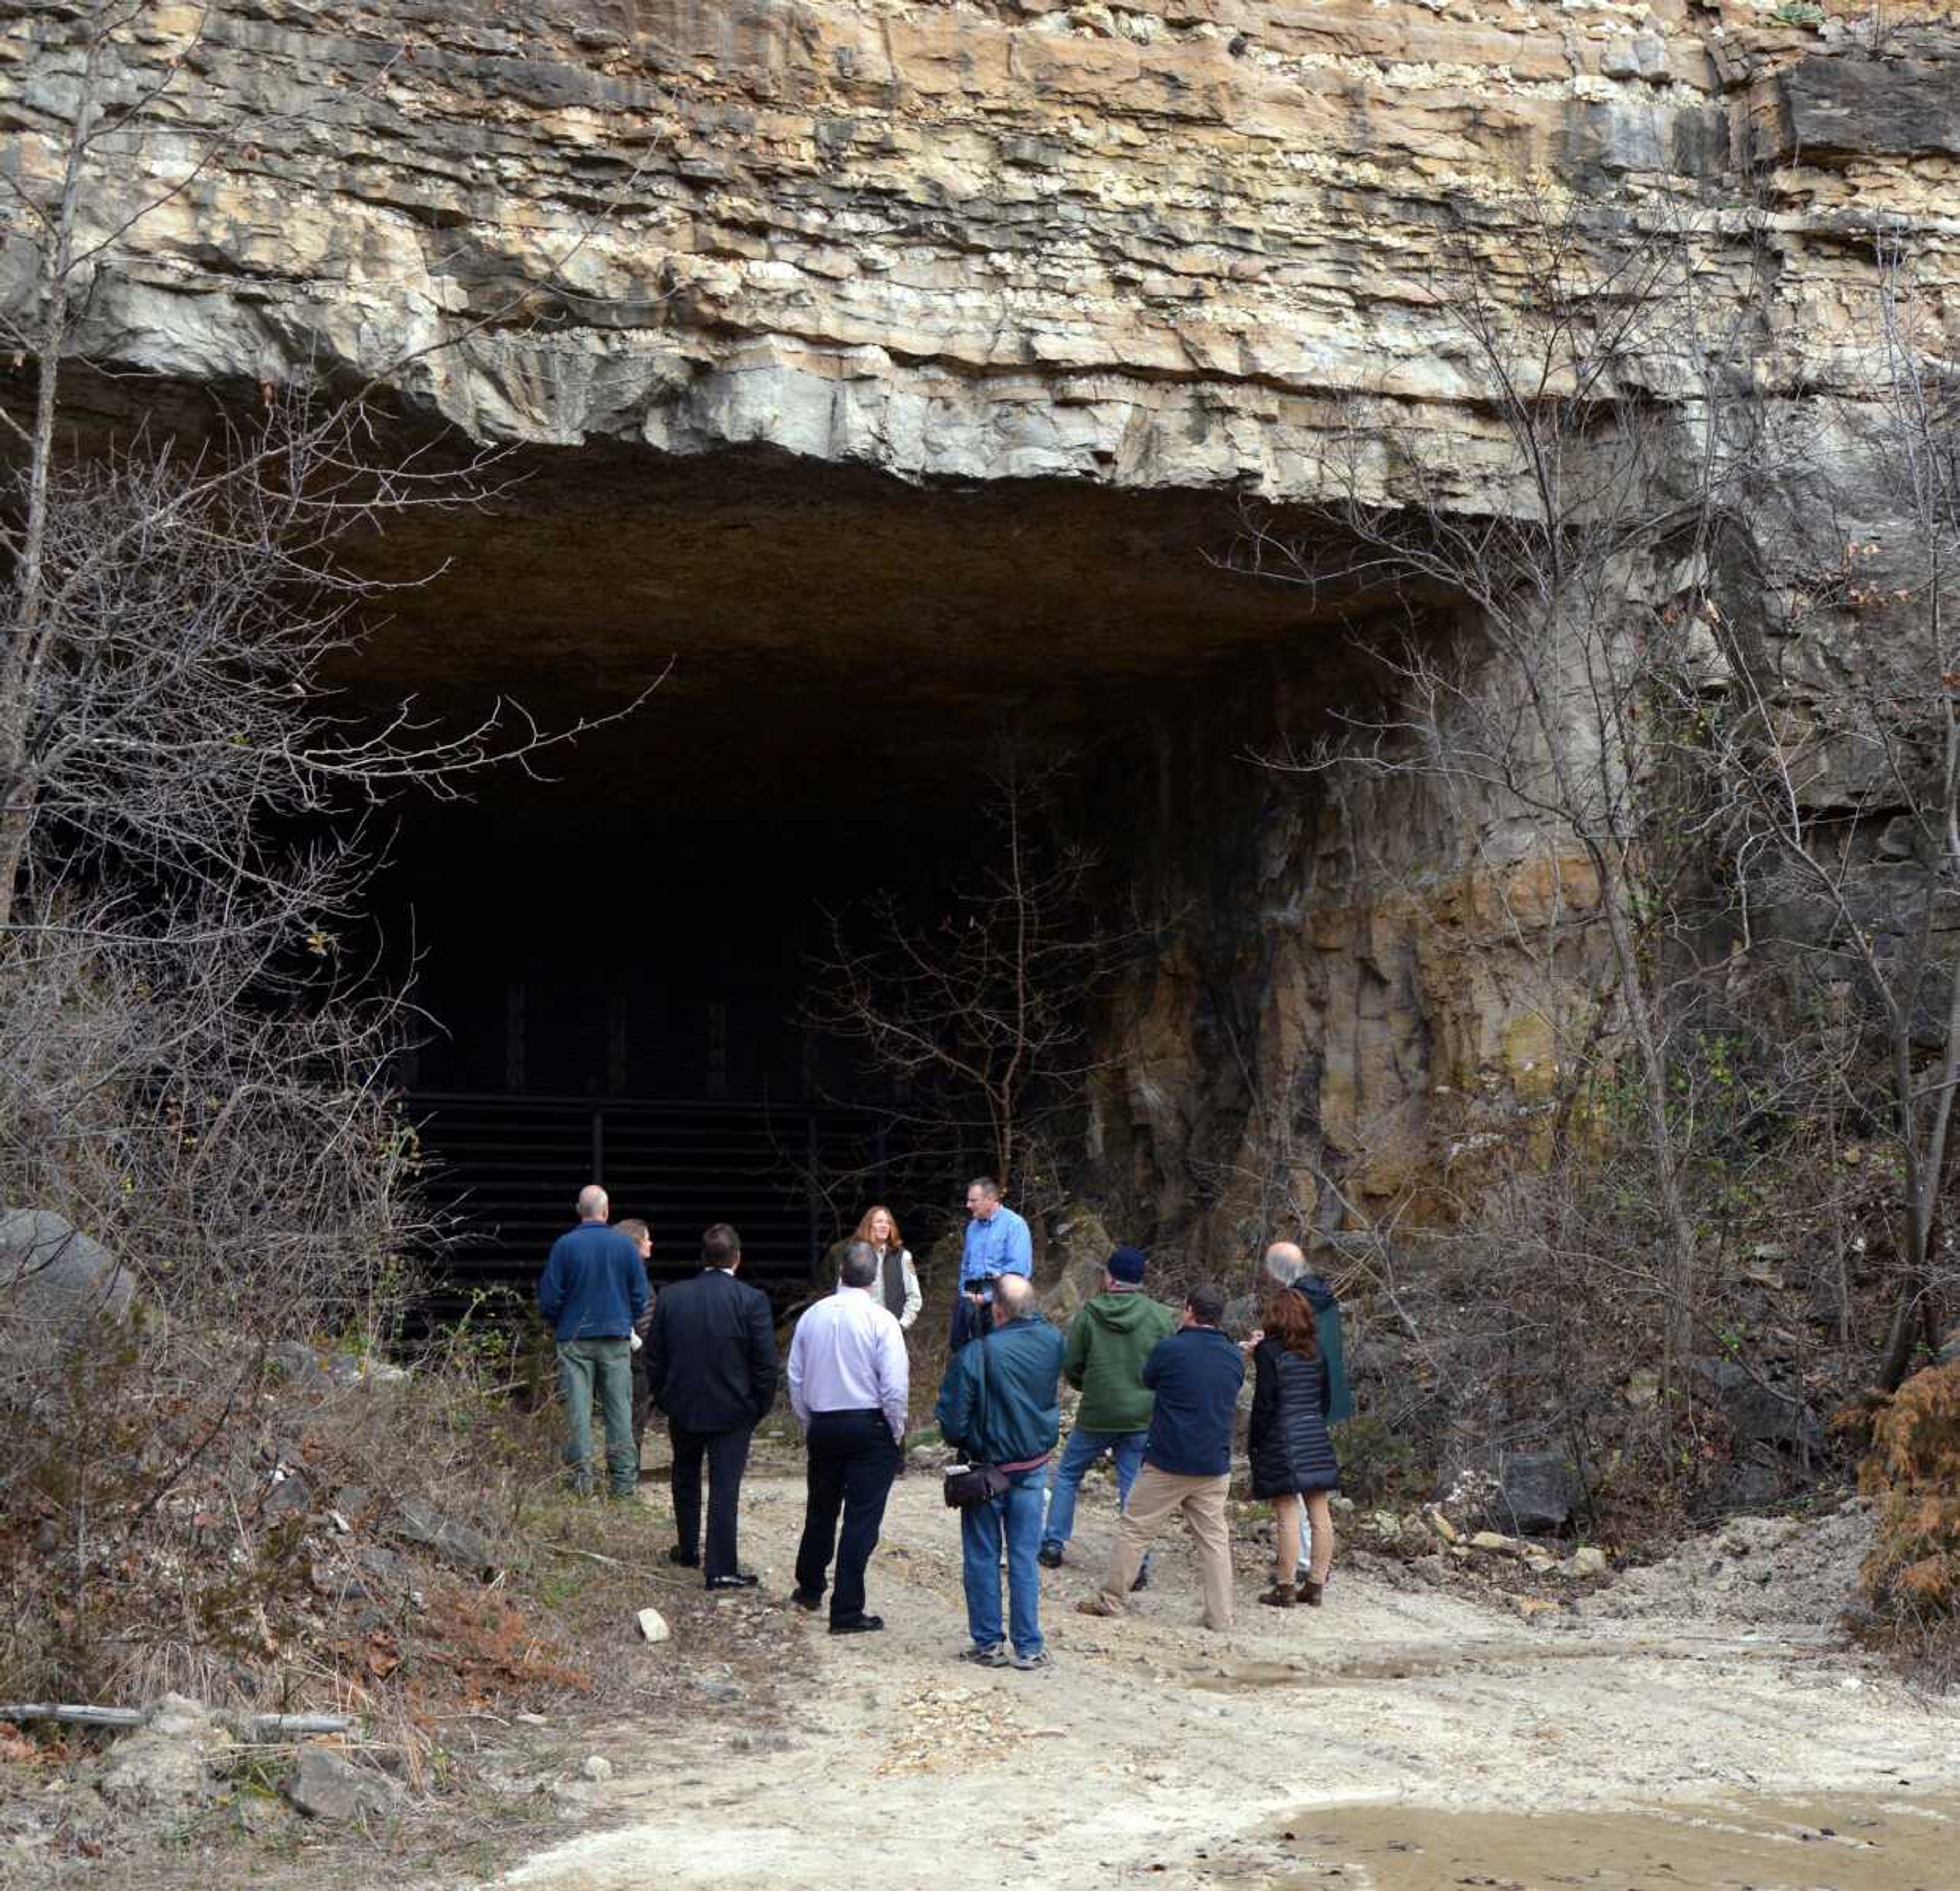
xmin=1239 ymin=187 xmax=1759 ymax=1386
xmin=0 ymin=3 xmax=658 ymax=1324
xmin=0 ymin=0 xmax=689 ymax=1717
xmin=805 ymin=760 xmax=1130 ymax=1234
xmin=1682 ymin=233 xmax=1960 ymax=1390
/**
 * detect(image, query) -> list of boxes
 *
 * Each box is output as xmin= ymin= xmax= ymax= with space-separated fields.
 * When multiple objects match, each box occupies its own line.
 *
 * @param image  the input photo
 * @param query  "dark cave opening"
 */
xmin=348 ymin=445 xmax=1376 ymax=1312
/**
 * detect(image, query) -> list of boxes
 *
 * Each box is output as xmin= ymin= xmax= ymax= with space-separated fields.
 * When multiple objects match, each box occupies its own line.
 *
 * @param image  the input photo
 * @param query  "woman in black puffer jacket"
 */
xmin=1247 ymin=1286 xmax=1338 ymax=1608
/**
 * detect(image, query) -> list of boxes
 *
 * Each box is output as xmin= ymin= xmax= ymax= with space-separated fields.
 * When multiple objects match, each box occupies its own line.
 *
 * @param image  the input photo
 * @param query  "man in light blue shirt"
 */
xmin=952 ymin=1175 xmax=1033 ymax=1350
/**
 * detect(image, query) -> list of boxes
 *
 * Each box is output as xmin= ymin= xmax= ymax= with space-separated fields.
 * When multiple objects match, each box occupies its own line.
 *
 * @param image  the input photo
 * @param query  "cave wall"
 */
xmin=5 ymin=1 xmax=1958 ymax=1258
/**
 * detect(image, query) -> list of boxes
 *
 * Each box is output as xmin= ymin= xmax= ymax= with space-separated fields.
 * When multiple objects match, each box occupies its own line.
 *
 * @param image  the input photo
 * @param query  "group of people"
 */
xmin=536 ymin=1176 xmax=1352 ymax=1665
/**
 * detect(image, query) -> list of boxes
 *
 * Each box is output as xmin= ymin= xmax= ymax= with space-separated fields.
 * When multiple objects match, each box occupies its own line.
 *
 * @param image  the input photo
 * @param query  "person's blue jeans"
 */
xmin=960 ymin=1466 xmax=1048 ymax=1657
xmin=1041 ymin=1427 xmax=1148 ymax=1565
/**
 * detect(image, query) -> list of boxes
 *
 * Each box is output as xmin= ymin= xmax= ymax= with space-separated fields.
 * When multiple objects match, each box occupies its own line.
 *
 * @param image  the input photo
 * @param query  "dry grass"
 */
xmin=0 ymin=1319 xmax=796 ymax=1881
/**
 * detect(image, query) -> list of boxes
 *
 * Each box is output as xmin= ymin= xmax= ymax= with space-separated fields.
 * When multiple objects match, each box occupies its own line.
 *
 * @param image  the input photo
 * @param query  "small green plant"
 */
xmin=1770 ymin=1 xmax=1826 ymax=26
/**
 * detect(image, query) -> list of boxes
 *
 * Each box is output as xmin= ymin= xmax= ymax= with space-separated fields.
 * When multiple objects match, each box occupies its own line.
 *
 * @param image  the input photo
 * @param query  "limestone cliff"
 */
xmin=4 ymin=2 xmax=1957 ymax=1258
xmin=8 ymin=3 xmax=1955 ymax=488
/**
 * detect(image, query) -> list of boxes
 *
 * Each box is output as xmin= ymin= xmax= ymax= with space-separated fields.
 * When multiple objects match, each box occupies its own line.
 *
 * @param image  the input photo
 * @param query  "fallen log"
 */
xmin=1 ymin=1704 xmax=353 ymax=1737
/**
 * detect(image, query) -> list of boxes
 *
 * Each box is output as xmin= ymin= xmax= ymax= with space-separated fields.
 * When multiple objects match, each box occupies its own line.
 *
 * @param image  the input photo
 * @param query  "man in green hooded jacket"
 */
xmin=1038 ymin=1246 xmax=1176 ymax=1577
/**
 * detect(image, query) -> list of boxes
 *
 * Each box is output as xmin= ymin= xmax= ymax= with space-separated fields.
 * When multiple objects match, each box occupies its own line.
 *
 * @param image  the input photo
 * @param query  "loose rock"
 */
xmin=388 ymin=1499 xmax=498 ymax=1579
xmin=284 ymin=1745 xmax=403 ymax=1824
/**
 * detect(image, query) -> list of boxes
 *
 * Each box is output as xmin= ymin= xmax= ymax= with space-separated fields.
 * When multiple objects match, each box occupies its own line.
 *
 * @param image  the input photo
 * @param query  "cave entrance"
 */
xmin=353 ymin=447 xmax=1340 ymax=1313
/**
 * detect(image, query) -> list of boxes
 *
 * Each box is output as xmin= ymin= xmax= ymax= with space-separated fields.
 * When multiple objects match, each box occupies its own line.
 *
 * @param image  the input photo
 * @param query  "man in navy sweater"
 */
xmin=538 ymin=1185 xmax=651 ymax=1499
xmin=1078 ymin=1282 xmax=1244 ymax=1631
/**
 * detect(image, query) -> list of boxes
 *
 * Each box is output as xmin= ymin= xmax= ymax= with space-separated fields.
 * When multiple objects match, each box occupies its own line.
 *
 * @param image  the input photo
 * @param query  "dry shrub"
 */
xmin=1859 ymin=1356 xmax=1960 ymax=1619
xmin=0 ymin=1314 xmax=623 ymax=1726
xmin=422 ymin=1589 xmax=590 ymax=1704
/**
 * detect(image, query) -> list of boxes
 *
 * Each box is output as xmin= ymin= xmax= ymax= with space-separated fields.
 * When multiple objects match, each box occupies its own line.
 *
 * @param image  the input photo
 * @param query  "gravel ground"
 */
xmin=1575 ymin=1502 xmax=1876 ymax=1630
xmin=485 ymin=1468 xmax=1960 ymax=1891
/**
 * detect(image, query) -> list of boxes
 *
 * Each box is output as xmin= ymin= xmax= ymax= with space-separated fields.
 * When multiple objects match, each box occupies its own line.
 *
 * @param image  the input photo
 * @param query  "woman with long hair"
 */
xmin=853 ymin=1205 xmax=921 ymax=1330
xmin=1248 ymin=1286 xmax=1339 ymax=1607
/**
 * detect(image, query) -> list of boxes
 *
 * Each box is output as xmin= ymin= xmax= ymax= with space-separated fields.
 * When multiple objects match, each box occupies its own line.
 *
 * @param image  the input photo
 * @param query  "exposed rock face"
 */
xmin=4 ymin=4 xmax=1956 ymax=1262
xmin=6 ymin=4 xmax=1952 ymax=491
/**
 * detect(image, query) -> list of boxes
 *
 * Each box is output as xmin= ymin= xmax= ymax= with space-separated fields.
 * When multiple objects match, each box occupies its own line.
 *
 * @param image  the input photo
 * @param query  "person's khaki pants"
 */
xmin=1094 ymin=1465 xmax=1234 ymax=1630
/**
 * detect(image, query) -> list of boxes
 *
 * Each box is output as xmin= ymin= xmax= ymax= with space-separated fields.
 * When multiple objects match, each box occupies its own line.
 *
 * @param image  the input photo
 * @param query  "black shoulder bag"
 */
xmin=942 ymin=1331 xmax=1012 ymax=1509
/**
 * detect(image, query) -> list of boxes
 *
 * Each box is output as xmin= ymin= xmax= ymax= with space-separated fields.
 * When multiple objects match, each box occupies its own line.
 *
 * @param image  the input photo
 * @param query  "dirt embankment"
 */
xmin=493 ymin=1457 xmax=1960 ymax=1891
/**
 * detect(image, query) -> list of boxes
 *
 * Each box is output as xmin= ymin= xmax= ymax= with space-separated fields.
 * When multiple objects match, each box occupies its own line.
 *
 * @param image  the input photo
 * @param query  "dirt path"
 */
xmin=496 ymin=1461 xmax=1960 ymax=1890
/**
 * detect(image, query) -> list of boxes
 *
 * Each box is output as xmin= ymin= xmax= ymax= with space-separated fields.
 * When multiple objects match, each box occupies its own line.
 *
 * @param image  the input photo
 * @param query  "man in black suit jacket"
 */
xmin=646 ymin=1222 xmax=780 ymax=1588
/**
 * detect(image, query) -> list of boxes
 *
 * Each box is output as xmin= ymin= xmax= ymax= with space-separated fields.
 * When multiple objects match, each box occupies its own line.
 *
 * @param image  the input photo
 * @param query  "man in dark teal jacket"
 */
xmin=1040 ymin=1246 xmax=1176 ymax=1577
xmin=934 ymin=1275 xmax=1065 ymax=1670
xmin=1078 ymin=1283 xmax=1243 ymax=1632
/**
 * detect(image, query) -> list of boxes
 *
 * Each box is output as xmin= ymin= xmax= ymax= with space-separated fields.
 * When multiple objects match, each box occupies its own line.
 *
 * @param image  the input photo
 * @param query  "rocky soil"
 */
xmin=487 ymin=1460 xmax=1960 ymax=1891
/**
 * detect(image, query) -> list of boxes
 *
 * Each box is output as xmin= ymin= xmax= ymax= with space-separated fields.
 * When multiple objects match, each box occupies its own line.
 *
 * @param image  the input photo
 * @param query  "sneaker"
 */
xmin=1037 ymin=1543 xmax=1064 ymax=1570
xmin=960 ymin=1642 xmax=1011 ymax=1667
xmin=1011 ymin=1648 xmax=1053 ymax=1671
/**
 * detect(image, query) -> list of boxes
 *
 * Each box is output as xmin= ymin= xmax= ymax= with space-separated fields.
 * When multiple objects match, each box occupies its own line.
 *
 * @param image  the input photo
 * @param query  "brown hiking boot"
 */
xmin=1257 ymin=1583 xmax=1298 ymax=1608
xmin=1300 ymin=1578 xmax=1325 ymax=1607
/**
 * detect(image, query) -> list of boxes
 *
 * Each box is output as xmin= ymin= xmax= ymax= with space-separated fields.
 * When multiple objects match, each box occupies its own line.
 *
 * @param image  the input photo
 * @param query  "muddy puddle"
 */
xmin=1257 ymin=1793 xmax=1958 ymax=1889
xmin=1191 ymin=1640 xmax=1813 ymax=1695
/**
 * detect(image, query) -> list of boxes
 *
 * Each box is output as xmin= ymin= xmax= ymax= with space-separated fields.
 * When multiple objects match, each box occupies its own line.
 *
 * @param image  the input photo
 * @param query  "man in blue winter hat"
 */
xmin=1038 ymin=1245 xmax=1175 ymax=1585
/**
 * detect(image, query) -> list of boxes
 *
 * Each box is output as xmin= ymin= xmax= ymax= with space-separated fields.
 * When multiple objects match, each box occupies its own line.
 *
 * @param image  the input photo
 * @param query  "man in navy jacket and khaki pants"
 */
xmin=538 ymin=1185 xmax=651 ymax=1499
xmin=1078 ymin=1281 xmax=1244 ymax=1631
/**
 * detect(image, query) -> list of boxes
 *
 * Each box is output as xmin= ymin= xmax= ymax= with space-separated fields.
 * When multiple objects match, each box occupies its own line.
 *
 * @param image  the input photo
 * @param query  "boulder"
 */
xmin=1493 ymin=1452 xmax=1584 ymax=1535
xmin=1713 ymin=1455 xmax=1791 ymax=1510
xmin=1691 ymin=1358 xmax=1823 ymax=1454
xmin=98 ymin=1696 xmax=232 ymax=1810
xmin=284 ymin=1745 xmax=403 ymax=1824
xmin=387 ymin=1500 xmax=498 ymax=1579
xmin=1039 ymin=1201 xmax=1118 ymax=1324
xmin=268 ymin=1341 xmax=334 ymax=1390
xmin=270 ymin=1342 xmax=408 ymax=1389
xmin=0 ymin=1208 xmax=137 ymax=1351
xmin=1444 ymin=1454 xmax=1583 ymax=1536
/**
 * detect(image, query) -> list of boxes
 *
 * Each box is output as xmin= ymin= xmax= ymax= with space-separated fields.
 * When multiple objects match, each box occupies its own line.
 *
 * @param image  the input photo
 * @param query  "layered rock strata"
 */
xmin=4 ymin=2 xmax=1956 ymax=1253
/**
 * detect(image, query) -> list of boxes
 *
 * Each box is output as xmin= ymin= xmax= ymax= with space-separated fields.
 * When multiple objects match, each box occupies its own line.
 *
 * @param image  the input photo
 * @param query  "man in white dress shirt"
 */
xmin=787 ymin=1240 xmax=911 ymax=1636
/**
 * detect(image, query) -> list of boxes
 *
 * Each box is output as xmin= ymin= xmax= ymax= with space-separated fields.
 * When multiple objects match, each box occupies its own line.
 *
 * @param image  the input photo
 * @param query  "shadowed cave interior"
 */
xmin=345 ymin=446 xmax=1378 ymax=1310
